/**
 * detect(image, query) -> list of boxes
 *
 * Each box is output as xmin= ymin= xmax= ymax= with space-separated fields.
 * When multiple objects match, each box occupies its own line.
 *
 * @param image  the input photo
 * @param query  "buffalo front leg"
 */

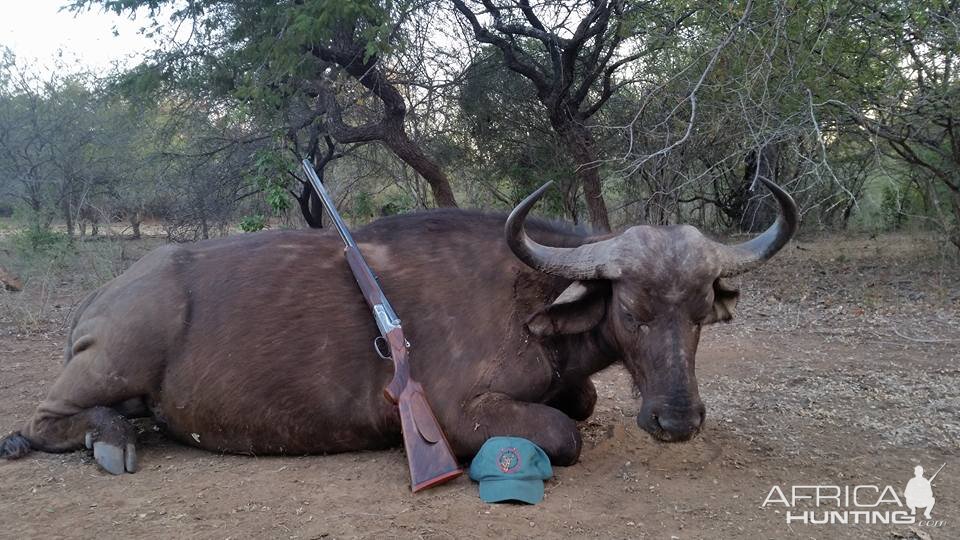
xmin=545 ymin=379 xmax=598 ymax=421
xmin=6 ymin=354 xmax=144 ymax=474
xmin=452 ymin=392 xmax=582 ymax=466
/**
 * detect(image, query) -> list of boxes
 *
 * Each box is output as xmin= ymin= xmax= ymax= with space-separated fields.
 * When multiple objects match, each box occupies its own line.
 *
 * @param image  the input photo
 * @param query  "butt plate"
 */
xmin=411 ymin=466 xmax=463 ymax=493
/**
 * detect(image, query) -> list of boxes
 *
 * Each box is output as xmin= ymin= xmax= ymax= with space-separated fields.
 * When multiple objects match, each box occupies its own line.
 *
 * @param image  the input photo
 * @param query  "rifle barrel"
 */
xmin=929 ymin=463 xmax=945 ymax=482
xmin=300 ymin=159 xmax=400 ymax=325
xmin=301 ymin=159 xmax=356 ymax=248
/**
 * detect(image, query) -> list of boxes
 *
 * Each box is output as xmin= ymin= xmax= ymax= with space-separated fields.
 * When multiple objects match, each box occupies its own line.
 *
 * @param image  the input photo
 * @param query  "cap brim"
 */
xmin=478 ymin=478 xmax=544 ymax=504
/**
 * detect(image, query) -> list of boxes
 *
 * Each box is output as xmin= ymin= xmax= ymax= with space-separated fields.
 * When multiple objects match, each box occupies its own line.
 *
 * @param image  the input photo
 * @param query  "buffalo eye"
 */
xmin=620 ymin=306 xmax=650 ymax=334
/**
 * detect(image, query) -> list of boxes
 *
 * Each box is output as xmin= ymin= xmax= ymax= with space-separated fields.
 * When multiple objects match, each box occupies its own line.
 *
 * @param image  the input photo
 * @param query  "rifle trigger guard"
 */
xmin=374 ymin=336 xmax=392 ymax=360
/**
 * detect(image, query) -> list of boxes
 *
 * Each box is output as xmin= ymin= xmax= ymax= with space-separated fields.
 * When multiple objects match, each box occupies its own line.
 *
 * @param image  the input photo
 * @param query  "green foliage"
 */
xmin=379 ymin=191 xmax=416 ymax=217
xmin=352 ymin=191 xmax=375 ymax=219
xmin=72 ymin=0 xmax=406 ymax=108
xmin=880 ymin=185 xmax=906 ymax=230
xmin=6 ymin=227 xmax=75 ymax=279
xmin=250 ymin=149 xmax=292 ymax=214
xmin=879 ymin=183 xmax=924 ymax=230
xmin=239 ymin=214 xmax=267 ymax=232
xmin=349 ymin=188 xmax=416 ymax=221
xmin=286 ymin=0 xmax=399 ymax=59
xmin=11 ymin=227 xmax=71 ymax=253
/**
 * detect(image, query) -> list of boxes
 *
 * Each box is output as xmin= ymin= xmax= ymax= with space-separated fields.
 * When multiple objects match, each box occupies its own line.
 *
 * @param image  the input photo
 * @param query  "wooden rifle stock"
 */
xmin=299 ymin=159 xmax=460 ymax=492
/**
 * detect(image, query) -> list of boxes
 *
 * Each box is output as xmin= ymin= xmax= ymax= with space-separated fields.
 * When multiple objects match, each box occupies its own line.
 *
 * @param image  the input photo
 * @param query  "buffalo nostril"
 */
xmin=654 ymin=408 xmax=703 ymax=440
xmin=655 ymin=413 xmax=683 ymax=434
xmin=636 ymin=411 xmax=659 ymax=434
xmin=637 ymin=404 xmax=705 ymax=442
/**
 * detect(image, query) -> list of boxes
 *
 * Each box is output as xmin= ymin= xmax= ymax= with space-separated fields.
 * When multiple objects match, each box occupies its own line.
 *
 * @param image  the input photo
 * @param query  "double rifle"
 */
xmin=300 ymin=159 xmax=462 ymax=492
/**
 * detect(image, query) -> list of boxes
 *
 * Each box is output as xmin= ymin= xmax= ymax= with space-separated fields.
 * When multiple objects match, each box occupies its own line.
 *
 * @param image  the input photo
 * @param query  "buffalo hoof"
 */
xmin=86 ymin=431 xmax=137 ymax=474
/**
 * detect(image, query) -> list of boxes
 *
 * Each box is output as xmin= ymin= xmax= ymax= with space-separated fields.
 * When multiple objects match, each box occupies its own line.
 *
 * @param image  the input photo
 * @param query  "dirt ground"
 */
xmin=1 ymin=232 xmax=958 ymax=539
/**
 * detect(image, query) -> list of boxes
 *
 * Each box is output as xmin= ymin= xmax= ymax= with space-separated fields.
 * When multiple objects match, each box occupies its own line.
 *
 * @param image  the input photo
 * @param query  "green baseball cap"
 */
xmin=469 ymin=437 xmax=553 ymax=504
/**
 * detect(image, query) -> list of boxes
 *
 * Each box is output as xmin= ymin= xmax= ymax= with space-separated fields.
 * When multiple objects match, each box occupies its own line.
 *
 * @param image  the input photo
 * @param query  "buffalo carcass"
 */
xmin=0 ymin=180 xmax=798 ymax=474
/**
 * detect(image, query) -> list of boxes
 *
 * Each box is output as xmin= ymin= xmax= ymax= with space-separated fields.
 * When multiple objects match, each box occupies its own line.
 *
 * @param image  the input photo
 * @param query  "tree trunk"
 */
xmin=314 ymin=50 xmax=458 ymax=209
xmin=950 ymin=190 xmax=960 ymax=250
xmin=62 ymin=197 xmax=75 ymax=239
xmin=841 ymin=199 xmax=856 ymax=229
xmin=579 ymin=168 xmax=610 ymax=232
xmin=381 ymin=131 xmax=458 ymax=208
xmin=739 ymin=146 xmax=780 ymax=233
xmin=560 ymin=184 xmax=580 ymax=225
xmin=555 ymin=122 xmax=611 ymax=232
xmin=297 ymin=180 xmax=324 ymax=229
xmin=131 ymin=215 xmax=141 ymax=240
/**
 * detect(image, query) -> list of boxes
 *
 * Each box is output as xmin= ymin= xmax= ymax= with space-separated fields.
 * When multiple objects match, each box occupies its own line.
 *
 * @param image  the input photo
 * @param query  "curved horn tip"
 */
xmin=506 ymin=182 xmax=553 ymax=232
xmin=718 ymin=178 xmax=800 ymax=277
xmin=758 ymin=178 xmax=799 ymax=219
xmin=526 ymin=181 xmax=554 ymax=203
xmin=504 ymin=181 xmax=604 ymax=280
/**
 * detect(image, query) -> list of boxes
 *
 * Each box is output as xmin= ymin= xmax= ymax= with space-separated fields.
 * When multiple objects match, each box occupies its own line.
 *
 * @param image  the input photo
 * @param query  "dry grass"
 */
xmin=0 ymin=229 xmax=138 ymax=336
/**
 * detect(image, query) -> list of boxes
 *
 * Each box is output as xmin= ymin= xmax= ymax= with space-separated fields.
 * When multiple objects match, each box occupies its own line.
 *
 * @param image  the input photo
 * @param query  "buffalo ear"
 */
xmin=527 ymin=281 xmax=609 ymax=336
xmin=704 ymin=278 xmax=739 ymax=323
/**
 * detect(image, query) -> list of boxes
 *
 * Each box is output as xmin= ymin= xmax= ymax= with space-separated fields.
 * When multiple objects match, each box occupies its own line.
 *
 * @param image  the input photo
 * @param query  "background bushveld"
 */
xmin=0 ymin=1 xmax=957 ymax=249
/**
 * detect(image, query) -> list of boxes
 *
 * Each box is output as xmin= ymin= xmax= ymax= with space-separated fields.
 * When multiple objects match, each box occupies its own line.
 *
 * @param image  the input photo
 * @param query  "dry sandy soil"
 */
xmin=1 ymin=232 xmax=958 ymax=539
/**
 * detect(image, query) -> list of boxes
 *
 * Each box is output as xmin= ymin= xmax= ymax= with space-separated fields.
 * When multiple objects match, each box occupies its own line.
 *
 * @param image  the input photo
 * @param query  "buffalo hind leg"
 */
xmin=1 ymin=352 xmax=143 ymax=474
xmin=29 ymin=407 xmax=136 ymax=474
xmin=455 ymin=392 xmax=582 ymax=466
xmin=1 ymin=408 xmax=138 ymax=475
xmin=546 ymin=379 xmax=598 ymax=421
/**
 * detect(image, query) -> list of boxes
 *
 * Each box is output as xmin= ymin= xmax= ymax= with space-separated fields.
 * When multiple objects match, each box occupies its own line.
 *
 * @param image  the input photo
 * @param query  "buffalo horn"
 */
xmin=715 ymin=177 xmax=799 ymax=277
xmin=504 ymin=182 xmax=617 ymax=280
xmin=505 ymin=178 xmax=798 ymax=280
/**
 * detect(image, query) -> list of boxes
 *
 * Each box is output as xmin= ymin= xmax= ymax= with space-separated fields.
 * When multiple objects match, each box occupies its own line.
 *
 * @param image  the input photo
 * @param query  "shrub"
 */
xmin=239 ymin=214 xmax=268 ymax=232
xmin=12 ymin=227 xmax=72 ymax=254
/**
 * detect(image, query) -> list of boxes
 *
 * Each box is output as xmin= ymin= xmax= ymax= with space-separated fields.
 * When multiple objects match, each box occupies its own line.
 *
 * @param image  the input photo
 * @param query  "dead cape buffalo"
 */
xmin=1 ymin=179 xmax=797 ymax=475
